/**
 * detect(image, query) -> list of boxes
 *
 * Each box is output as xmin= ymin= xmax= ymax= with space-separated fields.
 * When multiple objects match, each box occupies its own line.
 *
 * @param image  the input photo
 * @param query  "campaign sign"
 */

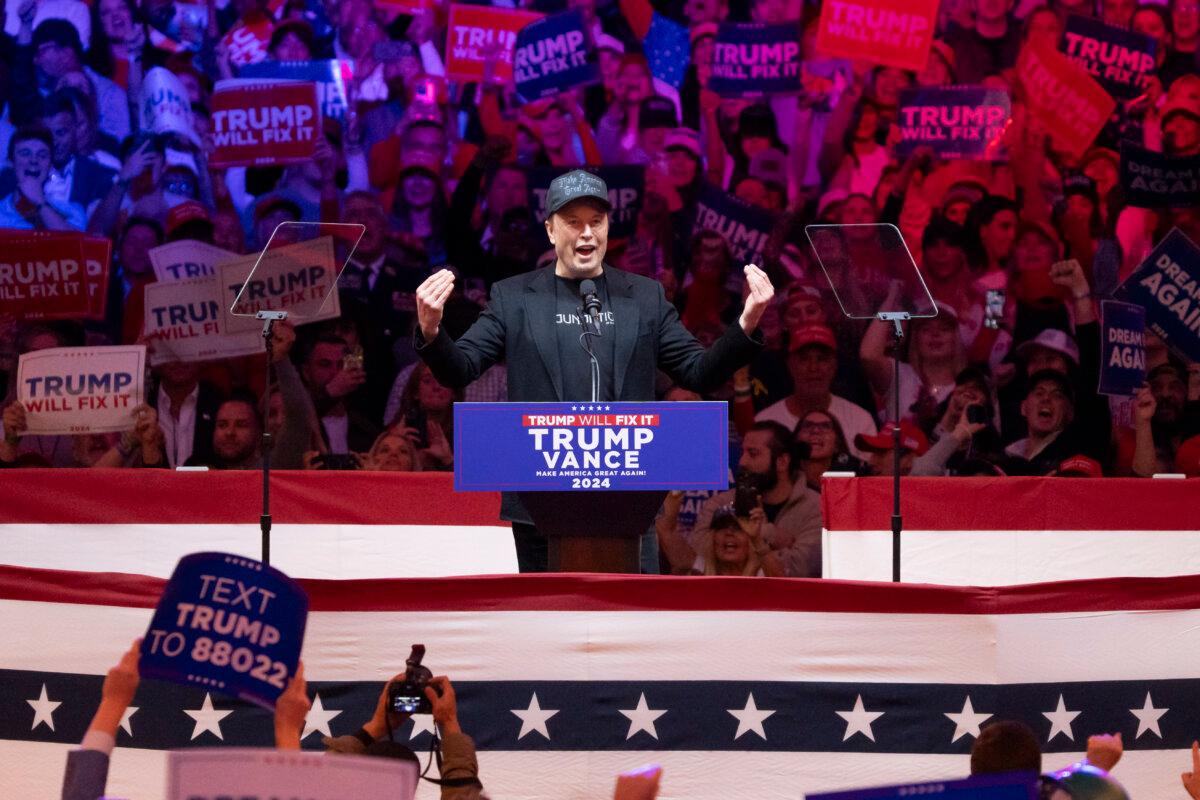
xmin=815 ymin=0 xmax=938 ymax=71
xmin=513 ymin=10 xmax=599 ymax=104
xmin=144 ymin=278 xmax=264 ymax=366
xmin=693 ymin=182 xmax=778 ymax=268
xmin=239 ymin=59 xmax=354 ymax=121
xmin=220 ymin=236 xmax=341 ymax=332
xmin=445 ymin=5 xmax=543 ymax=84
xmin=141 ymin=553 xmax=308 ymax=709
xmin=808 ymin=772 xmax=1038 ymax=800
xmin=209 ymin=80 xmax=321 ymax=168
xmin=1099 ymin=300 xmax=1146 ymax=397
xmin=1061 ymin=14 xmax=1157 ymax=100
xmin=708 ymin=22 xmax=803 ymax=97
xmin=0 ymin=230 xmax=111 ymax=320
xmin=896 ymin=86 xmax=1011 ymax=160
xmin=17 ymin=346 xmax=146 ymax=435
xmin=168 ymin=749 xmax=417 ymax=800
xmin=150 ymin=240 xmax=239 ymax=282
xmin=454 ymin=402 xmax=728 ymax=491
xmin=141 ymin=67 xmax=198 ymax=143
xmin=528 ymin=165 xmax=645 ymax=239
xmin=1115 ymin=228 xmax=1200 ymax=363
xmin=1016 ymin=42 xmax=1115 ymax=159
xmin=221 ymin=15 xmax=274 ymax=67
xmin=1120 ymin=143 xmax=1200 ymax=209
xmin=0 ymin=234 xmax=91 ymax=320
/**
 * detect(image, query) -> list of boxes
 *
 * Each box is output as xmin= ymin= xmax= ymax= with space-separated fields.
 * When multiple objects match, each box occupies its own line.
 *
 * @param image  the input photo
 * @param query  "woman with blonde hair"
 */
xmin=363 ymin=429 xmax=422 ymax=472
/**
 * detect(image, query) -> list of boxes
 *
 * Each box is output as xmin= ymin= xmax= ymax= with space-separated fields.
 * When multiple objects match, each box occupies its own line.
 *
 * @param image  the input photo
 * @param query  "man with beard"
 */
xmin=691 ymin=421 xmax=822 ymax=578
xmin=189 ymin=394 xmax=263 ymax=470
xmin=1147 ymin=363 xmax=1200 ymax=465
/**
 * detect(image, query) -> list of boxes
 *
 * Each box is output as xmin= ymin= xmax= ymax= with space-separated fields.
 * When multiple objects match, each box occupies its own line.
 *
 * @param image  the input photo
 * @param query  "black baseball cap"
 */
xmin=544 ymin=169 xmax=611 ymax=221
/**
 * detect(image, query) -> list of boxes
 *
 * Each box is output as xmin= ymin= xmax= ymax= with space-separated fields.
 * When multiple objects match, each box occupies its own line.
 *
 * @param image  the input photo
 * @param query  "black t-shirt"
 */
xmin=555 ymin=274 xmax=617 ymax=401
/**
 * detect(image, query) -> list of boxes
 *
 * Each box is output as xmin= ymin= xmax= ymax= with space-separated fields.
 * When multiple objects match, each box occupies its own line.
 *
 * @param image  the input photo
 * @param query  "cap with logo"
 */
xmin=544 ymin=170 xmax=612 ymax=221
xmin=788 ymin=324 xmax=837 ymax=353
xmin=1057 ymin=454 xmax=1103 ymax=478
xmin=1016 ymin=329 xmax=1080 ymax=366
xmin=855 ymin=421 xmax=930 ymax=455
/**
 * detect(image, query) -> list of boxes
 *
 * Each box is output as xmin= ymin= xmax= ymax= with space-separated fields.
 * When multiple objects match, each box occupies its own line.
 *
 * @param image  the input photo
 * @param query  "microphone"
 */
xmin=579 ymin=279 xmax=602 ymax=319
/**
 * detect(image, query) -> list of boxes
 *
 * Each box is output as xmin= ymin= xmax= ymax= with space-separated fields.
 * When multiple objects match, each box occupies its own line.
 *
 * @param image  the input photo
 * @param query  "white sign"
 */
xmin=141 ymin=67 xmax=200 ymax=144
xmin=144 ymin=277 xmax=262 ymax=366
xmin=150 ymin=240 xmax=239 ymax=282
xmin=167 ymin=748 xmax=418 ymax=800
xmin=220 ymin=235 xmax=341 ymax=333
xmin=16 ymin=346 xmax=146 ymax=435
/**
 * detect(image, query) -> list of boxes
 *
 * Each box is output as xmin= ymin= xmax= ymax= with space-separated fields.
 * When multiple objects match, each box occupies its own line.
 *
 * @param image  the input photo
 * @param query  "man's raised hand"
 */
xmin=739 ymin=263 xmax=775 ymax=335
xmin=417 ymin=269 xmax=456 ymax=342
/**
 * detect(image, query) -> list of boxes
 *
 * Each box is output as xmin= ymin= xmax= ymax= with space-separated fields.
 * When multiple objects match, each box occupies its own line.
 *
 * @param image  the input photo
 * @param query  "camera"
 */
xmin=388 ymin=644 xmax=436 ymax=715
xmin=312 ymin=453 xmax=360 ymax=471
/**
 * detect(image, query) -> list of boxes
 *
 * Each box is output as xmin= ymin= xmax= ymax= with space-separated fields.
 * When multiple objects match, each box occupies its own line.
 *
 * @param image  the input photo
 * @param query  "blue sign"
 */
xmin=708 ymin=22 xmax=802 ymax=97
xmin=238 ymin=59 xmax=351 ymax=120
xmin=1120 ymin=143 xmax=1200 ymax=209
xmin=1099 ymin=300 xmax=1146 ymax=397
xmin=808 ymin=772 xmax=1038 ymax=800
xmin=896 ymin=87 xmax=1010 ymax=161
xmin=692 ymin=182 xmax=778 ymax=267
xmin=140 ymin=552 xmax=308 ymax=709
xmin=454 ymin=402 xmax=728 ymax=491
xmin=528 ymin=165 xmax=645 ymax=239
xmin=513 ymin=10 xmax=600 ymax=104
xmin=1061 ymin=14 xmax=1157 ymax=99
xmin=1115 ymin=228 xmax=1200 ymax=363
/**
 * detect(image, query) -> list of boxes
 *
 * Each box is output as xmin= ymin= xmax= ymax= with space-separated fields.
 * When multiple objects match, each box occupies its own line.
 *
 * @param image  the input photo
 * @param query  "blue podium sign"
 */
xmin=807 ymin=772 xmax=1038 ymax=800
xmin=453 ymin=402 xmax=728 ymax=491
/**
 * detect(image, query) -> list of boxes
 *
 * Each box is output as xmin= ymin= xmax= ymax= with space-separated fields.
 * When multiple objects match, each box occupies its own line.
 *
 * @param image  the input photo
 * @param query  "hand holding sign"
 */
xmin=417 ymin=268 xmax=456 ymax=341
xmin=273 ymin=661 xmax=311 ymax=750
xmin=104 ymin=638 xmax=142 ymax=711
xmin=739 ymin=263 xmax=775 ymax=335
xmin=140 ymin=552 xmax=308 ymax=709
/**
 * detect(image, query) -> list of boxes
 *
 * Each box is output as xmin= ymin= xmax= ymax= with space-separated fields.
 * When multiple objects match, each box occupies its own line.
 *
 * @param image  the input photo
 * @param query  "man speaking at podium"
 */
xmin=413 ymin=169 xmax=775 ymax=572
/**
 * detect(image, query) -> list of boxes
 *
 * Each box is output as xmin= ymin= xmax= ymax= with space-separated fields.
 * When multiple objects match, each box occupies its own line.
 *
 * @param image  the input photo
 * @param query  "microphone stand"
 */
xmin=877 ymin=311 xmax=910 ymax=583
xmin=577 ymin=308 xmax=601 ymax=403
xmin=256 ymin=310 xmax=288 ymax=565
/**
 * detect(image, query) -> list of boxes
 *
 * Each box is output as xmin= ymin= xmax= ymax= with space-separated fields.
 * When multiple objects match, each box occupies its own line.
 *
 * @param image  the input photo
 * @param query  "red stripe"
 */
xmin=821 ymin=476 xmax=1200 ymax=532
xmin=2 ymin=563 xmax=1199 ymax=615
xmin=0 ymin=470 xmax=500 ymax=525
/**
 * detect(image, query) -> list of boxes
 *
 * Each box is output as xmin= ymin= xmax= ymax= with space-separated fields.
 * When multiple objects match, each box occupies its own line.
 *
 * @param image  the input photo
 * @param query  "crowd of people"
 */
xmin=1 ymin=0 xmax=1199 ymax=567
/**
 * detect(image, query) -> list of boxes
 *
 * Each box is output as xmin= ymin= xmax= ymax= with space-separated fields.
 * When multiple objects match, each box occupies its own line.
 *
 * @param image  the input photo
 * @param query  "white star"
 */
xmin=619 ymin=693 xmax=667 ymax=740
xmin=1130 ymin=692 xmax=1168 ymax=739
xmin=301 ymin=693 xmax=342 ymax=740
xmin=409 ymin=714 xmax=438 ymax=740
xmin=604 ymin=405 xmax=611 ymax=411
xmin=836 ymin=694 xmax=884 ymax=742
xmin=119 ymin=706 xmax=138 ymax=736
xmin=184 ymin=693 xmax=233 ymax=741
xmin=944 ymin=696 xmax=991 ymax=743
xmin=27 ymin=684 xmax=61 ymax=731
xmin=727 ymin=693 xmax=776 ymax=740
xmin=511 ymin=693 xmax=559 ymax=740
xmin=1043 ymin=694 xmax=1081 ymax=742
xmin=571 ymin=405 xmax=578 ymax=411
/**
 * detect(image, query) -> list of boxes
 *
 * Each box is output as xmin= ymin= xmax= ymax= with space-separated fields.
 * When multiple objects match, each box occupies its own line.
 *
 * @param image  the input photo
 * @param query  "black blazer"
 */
xmin=417 ymin=265 xmax=761 ymax=402
xmin=149 ymin=381 xmax=223 ymax=467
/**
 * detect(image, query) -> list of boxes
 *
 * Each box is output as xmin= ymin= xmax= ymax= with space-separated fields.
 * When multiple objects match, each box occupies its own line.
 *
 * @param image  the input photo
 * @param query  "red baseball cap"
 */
xmin=788 ymin=324 xmax=837 ymax=353
xmin=166 ymin=200 xmax=211 ymax=236
xmin=855 ymin=421 xmax=930 ymax=455
xmin=1174 ymin=435 xmax=1200 ymax=478
xmin=1056 ymin=455 xmax=1103 ymax=478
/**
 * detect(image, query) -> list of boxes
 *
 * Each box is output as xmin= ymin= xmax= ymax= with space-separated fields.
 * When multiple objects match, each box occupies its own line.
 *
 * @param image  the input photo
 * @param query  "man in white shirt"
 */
xmin=755 ymin=324 xmax=878 ymax=460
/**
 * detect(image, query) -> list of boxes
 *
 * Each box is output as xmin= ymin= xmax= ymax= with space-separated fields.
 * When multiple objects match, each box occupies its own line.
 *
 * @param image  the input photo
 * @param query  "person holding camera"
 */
xmin=682 ymin=421 xmax=821 ymax=578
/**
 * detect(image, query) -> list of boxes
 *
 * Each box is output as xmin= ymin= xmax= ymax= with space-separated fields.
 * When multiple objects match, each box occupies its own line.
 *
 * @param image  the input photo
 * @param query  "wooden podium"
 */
xmin=519 ymin=490 xmax=667 ymax=573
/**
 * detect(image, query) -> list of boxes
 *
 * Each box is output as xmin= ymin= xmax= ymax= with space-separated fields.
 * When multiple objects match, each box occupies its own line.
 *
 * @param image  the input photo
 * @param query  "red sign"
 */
xmin=814 ymin=0 xmax=938 ymax=71
xmin=0 ymin=234 xmax=93 ymax=321
xmin=444 ymin=5 xmax=543 ymax=84
xmin=1017 ymin=42 xmax=1116 ymax=159
xmin=221 ymin=15 xmax=274 ymax=68
xmin=375 ymin=0 xmax=432 ymax=18
xmin=0 ymin=231 xmax=111 ymax=320
xmin=209 ymin=80 xmax=321 ymax=168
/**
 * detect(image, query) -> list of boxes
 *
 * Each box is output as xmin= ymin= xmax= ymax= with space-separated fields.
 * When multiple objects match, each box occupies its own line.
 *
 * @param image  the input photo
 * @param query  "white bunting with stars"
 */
xmin=944 ymin=696 xmax=991 ymax=743
xmin=836 ymin=694 xmax=885 ymax=742
xmin=1043 ymin=694 xmax=1081 ymax=742
xmin=301 ymin=694 xmax=342 ymax=740
xmin=727 ymin=693 xmax=776 ymax=740
xmin=511 ymin=693 xmax=559 ymax=740
xmin=1130 ymin=692 xmax=1168 ymax=739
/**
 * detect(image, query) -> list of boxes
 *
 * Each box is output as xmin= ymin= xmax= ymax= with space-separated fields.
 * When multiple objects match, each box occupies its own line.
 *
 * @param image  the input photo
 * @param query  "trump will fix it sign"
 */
xmin=209 ymin=80 xmax=321 ymax=168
